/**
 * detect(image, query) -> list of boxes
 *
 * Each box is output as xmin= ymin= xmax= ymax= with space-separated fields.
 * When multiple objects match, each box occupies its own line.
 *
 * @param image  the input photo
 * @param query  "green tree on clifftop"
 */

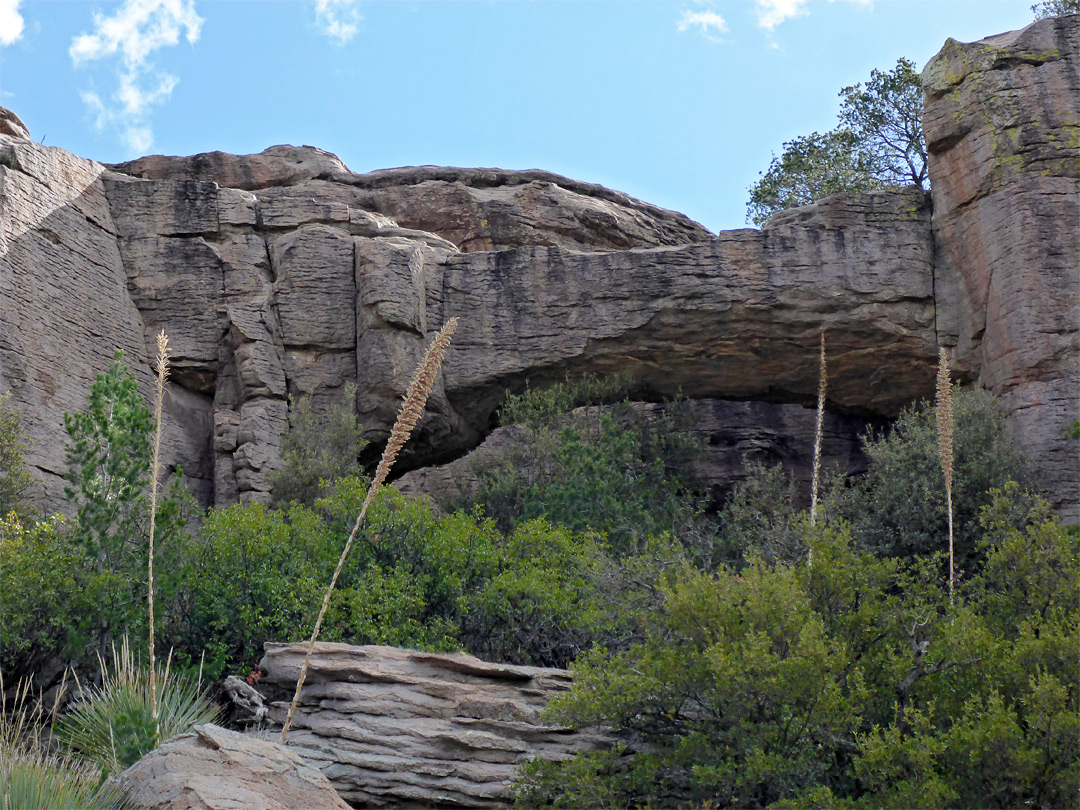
xmin=747 ymin=58 xmax=926 ymax=226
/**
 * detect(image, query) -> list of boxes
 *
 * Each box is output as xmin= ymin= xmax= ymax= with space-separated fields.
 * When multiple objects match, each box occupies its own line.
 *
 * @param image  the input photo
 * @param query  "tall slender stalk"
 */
xmin=807 ymin=331 xmax=828 ymax=568
xmin=147 ymin=330 xmax=170 ymax=741
xmin=936 ymin=346 xmax=955 ymax=605
xmin=279 ymin=317 xmax=459 ymax=744
xmin=810 ymin=331 xmax=827 ymax=526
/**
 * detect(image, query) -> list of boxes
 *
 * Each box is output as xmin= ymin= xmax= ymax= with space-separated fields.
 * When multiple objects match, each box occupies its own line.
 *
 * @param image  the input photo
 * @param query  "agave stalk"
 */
xmin=279 ymin=317 xmax=460 ymax=743
xmin=147 ymin=330 xmax=170 ymax=743
xmin=936 ymin=346 xmax=955 ymax=605
xmin=147 ymin=330 xmax=170 ymax=741
xmin=806 ymin=331 xmax=828 ymax=569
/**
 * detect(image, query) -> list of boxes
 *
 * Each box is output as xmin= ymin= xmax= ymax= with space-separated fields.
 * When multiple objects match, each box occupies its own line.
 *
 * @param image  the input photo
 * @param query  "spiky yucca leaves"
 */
xmin=280 ymin=317 xmax=460 ymax=743
xmin=147 ymin=330 xmax=170 ymax=740
xmin=936 ymin=346 xmax=955 ymax=604
xmin=55 ymin=637 xmax=218 ymax=776
xmin=0 ymin=677 xmax=128 ymax=810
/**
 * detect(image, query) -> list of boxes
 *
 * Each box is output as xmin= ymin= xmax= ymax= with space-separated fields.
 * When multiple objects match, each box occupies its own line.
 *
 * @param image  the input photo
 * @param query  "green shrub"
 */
xmin=55 ymin=638 xmax=218 ymax=777
xmin=63 ymin=351 xmax=185 ymax=659
xmin=467 ymin=378 xmax=715 ymax=559
xmin=270 ymin=382 xmax=367 ymax=507
xmin=842 ymin=387 xmax=1032 ymax=563
xmin=517 ymin=491 xmax=1079 ymax=809
xmin=460 ymin=519 xmax=624 ymax=668
xmin=161 ymin=500 xmax=327 ymax=680
xmin=0 ymin=392 xmax=33 ymax=519
xmin=0 ymin=515 xmax=89 ymax=682
xmin=715 ymin=461 xmax=805 ymax=567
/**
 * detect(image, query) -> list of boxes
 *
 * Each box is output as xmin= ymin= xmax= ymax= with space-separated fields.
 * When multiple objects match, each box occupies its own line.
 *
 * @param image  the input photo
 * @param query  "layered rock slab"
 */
xmin=116 ymin=723 xmax=350 ymax=810
xmin=923 ymin=13 xmax=1080 ymax=519
xmin=258 ymin=642 xmax=617 ymax=808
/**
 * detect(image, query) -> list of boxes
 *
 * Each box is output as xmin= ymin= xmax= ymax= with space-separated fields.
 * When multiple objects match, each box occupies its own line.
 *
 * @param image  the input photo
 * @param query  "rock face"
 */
xmin=0 ymin=16 xmax=1076 ymax=519
xmin=257 ymin=642 xmax=617 ymax=808
xmin=923 ymin=14 xmax=1080 ymax=519
xmin=116 ymin=723 xmax=350 ymax=810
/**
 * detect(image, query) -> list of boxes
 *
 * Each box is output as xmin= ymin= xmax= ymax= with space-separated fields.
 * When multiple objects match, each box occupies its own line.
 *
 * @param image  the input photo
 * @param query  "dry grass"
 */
xmin=147 ymin=330 xmax=170 ymax=740
xmin=279 ymin=317 xmax=460 ymax=743
xmin=936 ymin=346 xmax=955 ymax=605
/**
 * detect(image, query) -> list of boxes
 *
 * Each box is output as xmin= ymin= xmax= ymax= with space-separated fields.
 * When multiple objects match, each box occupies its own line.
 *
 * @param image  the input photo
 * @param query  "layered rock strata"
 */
xmin=0 ymin=15 xmax=1075 ymax=517
xmin=923 ymin=14 xmax=1080 ymax=518
xmin=0 ymin=127 xmax=939 ymax=512
xmin=257 ymin=642 xmax=618 ymax=808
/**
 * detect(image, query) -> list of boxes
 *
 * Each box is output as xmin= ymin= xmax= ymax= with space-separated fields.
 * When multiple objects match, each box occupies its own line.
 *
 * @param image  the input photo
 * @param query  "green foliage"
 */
xmin=521 ymin=534 xmax=869 ymax=808
xmin=467 ymin=378 xmax=714 ymax=559
xmin=0 ymin=516 xmax=88 ymax=682
xmin=715 ymin=461 xmax=804 ymax=566
xmin=161 ymin=500 xmax=326 ymax=679
xmin=837 ymin=58 xmax=927 ymax=189
xmin=747 ymin=58 xmax=926 ymax=226
xmin=0 ymin=393 xmax=33 ymax=519
xmin=63 ymin=351 xmax=184 ymax=656
xmin=843 ymin=387 xmax=1032 ymax=564
xmin=746 ymin=129 xmax=883 ymax=227
xmin=461 ymin=520 xmax=633 ymax=668
xmin=518 ymin=490 xmax=1079 ymax=809
xmin=1032 ymin=0 xmax=1080 ymax=17
xmin=270 ymin=382 xmax=367 ymax=507
xmin=0 ymin=680 xmax=128 ymax=810
xmin=55 ymin=638 xmax=218 ymax=777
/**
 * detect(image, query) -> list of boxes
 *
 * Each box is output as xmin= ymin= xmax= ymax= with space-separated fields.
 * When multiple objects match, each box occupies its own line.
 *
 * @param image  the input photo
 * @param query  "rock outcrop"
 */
xmin=923 ymin=13 xmax=1080 ymax=518
xmin=257 ymin=642 xmax=618 ymax=808
xmin=0 ymin=14 xmax=1076 ymax=517
xmin=116 ymin=723 xmax=350 ymax=810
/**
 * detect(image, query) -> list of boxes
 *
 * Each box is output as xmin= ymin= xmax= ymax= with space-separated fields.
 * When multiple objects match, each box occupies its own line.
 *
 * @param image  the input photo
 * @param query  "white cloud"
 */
xmin=755 ymin=0 xmax=810 ymax=30
xmin=70 ymin=0 xmax=202 ymax=154
xmin=315 ymin=0 xmax=361 ymax=45
xmin=0 ymin=0 xmax=24 ymax=46
xmin=677 ymin=9 xmax=729 ymax=42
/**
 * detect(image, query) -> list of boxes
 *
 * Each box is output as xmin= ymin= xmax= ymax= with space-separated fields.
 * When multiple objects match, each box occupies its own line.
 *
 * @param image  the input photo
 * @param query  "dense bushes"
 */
xmin=3 ymin=361 xmax=1074 ymax=809
xmin=518 ymin=493 xmax=1079 ymax=808
xmin=463 ymin=376 xmax=716 ymax=560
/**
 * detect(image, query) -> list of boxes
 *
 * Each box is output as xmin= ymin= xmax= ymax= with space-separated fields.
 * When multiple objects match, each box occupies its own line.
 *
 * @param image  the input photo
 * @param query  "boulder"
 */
xmin=257 ymin=642 xmax=619 ymax=808
xmin=115 ymin=723 xmax=350 ymax=810
xmin=0 ymin=106 xmax=30 ymax=140
xmin=923 ymin=13 xmax=1080 ymax=519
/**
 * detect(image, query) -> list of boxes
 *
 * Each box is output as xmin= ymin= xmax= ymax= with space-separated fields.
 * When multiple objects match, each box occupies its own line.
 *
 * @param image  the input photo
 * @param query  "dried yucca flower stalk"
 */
xmin=810 ymin=331 xmax=827 ymax=527
xmin=280 ymin=317 xmax=459 ymax=743
xmin=936 ymin=346 xmax=955 ymax=605
xmin=807 ymin=331 xmax=828 ymax=568
xmin=148 ymin=330 xmax=170 ymax=739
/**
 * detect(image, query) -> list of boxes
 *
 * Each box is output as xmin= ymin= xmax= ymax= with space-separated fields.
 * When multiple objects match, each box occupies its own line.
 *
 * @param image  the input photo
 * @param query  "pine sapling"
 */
xmin=280 ymin=317 xmax=460 ymax=743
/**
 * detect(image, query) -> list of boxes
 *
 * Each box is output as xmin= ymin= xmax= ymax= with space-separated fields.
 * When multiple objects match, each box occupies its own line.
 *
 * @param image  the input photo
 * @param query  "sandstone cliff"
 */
xmin=0 ymin=15 xmax=1075 ymax=518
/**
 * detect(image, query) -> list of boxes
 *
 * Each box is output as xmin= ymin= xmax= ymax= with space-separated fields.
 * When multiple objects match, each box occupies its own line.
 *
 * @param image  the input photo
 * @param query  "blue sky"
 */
xmin=0 ymin=0 xmax=1039 ymax=232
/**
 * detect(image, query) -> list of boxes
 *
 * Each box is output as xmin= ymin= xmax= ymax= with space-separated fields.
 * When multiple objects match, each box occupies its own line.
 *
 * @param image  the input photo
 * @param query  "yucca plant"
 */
xmin=55 ymin=637 xmax=218 ymax=776
xmin=0 ymin=677 xmax=127 ymax=810
xmin=280 ymin=317 xmax=459 ymax=742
